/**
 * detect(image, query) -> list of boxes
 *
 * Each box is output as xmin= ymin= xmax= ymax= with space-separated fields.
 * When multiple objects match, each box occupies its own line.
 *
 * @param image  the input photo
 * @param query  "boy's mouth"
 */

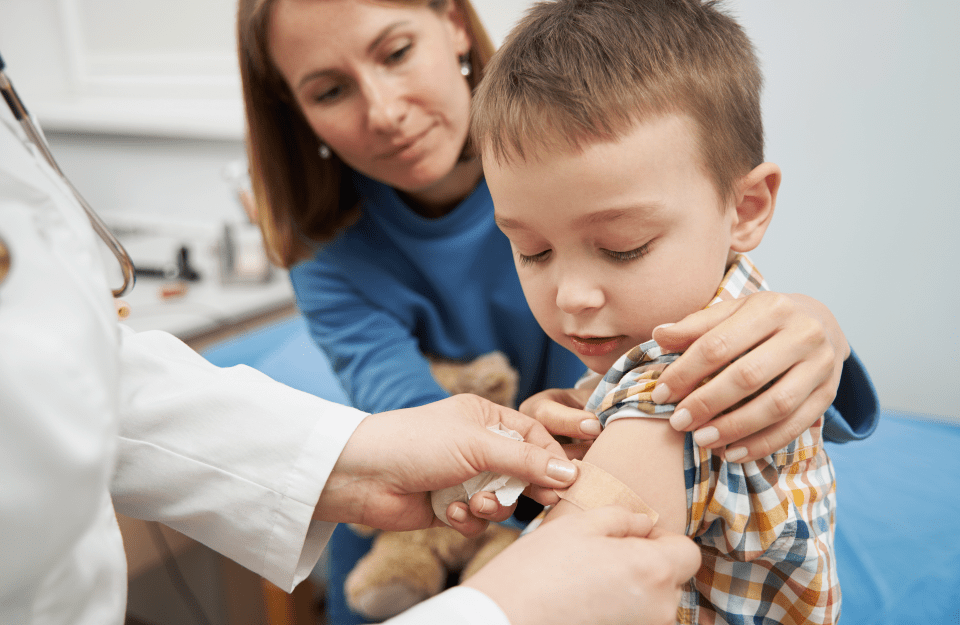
xmin=567 ymin=335 xmax=627 ymax=357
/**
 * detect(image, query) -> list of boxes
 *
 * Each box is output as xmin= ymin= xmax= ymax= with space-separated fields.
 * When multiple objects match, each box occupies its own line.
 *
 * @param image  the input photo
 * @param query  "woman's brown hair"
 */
xmin=237 ymin=0 xmax=495 ymax=267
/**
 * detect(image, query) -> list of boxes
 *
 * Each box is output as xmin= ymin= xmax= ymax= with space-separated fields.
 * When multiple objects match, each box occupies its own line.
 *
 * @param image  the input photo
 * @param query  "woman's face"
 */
xmin=268 ymin=0 xmax=474 ymax=205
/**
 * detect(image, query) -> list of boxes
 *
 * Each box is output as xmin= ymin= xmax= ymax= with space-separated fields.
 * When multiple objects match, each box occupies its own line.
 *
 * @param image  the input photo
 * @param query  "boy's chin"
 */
xmin=582 ymin=355 xmax=620 ymax=375
xmin=579 ymin=343 xmax=647 ymax=375
xmin=580 ymin=358 xmax=616 ymax=375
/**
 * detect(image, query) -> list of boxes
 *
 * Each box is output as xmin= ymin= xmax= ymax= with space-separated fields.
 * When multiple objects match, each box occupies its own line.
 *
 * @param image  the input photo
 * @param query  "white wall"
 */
xmin=728 ymin=1 xmax=960 ymax=419
xmin=3 ymin=1 xmax=957 ymax=418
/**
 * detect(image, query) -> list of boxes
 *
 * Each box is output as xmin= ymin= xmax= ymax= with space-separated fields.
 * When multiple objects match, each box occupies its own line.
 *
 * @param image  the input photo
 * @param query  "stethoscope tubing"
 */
xmin=0 ymin=51 xmax=136 ymax=298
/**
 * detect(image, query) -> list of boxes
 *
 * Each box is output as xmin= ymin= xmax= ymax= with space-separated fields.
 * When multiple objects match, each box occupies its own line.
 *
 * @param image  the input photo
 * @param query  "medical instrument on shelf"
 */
xmin=135 ymin=245 xmax=202 ymax=282
xmin=0 ymin=51 xmax=136 ymax=297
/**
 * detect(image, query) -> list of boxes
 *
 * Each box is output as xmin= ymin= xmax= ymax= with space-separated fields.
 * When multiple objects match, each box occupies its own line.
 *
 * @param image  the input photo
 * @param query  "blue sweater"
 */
xmin=290 ymin=174 xmax=878 ymax=440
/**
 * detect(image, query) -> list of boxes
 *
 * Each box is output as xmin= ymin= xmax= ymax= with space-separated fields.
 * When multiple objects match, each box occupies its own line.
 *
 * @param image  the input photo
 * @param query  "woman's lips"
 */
xmin=567 ymin=335 xmax=627 ymax=357
xmin=380 ymin=125 xmax=432 ymax=159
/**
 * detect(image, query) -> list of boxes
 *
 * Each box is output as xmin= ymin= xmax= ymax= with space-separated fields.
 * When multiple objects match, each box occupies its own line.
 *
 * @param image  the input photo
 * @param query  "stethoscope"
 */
xmin=0 ymin=51 xmax=136 ymax=298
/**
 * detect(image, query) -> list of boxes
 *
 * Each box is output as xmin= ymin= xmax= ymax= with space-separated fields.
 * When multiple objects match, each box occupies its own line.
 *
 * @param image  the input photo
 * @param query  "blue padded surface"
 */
xmin=202 ymin=314 xmax=348 ymax=404
xmin=828 ymin=412 xmax=960 ymax=624
xmin=202 ymin=319 xmax=960 ymax=623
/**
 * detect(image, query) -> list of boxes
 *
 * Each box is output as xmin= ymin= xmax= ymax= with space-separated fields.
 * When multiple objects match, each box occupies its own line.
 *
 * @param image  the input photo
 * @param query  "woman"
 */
xmin=237 ymin=0 xmax=878 ymax=621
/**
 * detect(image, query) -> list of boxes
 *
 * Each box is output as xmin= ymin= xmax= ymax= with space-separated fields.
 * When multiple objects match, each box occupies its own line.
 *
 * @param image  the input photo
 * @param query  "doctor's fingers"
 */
xmin=477 ymin=396 xmax=570 ymax=456
xmin=465 ymin=508 xmax=697 ymax=625
xmin=466 ymin=425 xmax=579 ymax=493
xmin=443 ymin=501 xmax=492 ymax=537
xmin=445 ymin=493 xmax=525 ymax=537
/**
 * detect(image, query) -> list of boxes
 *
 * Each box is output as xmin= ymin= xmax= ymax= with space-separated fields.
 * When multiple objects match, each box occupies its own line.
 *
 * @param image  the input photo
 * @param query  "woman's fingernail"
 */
xmin=580 ymin=418 xmax=603 ymax=436
xmin=651 ymin=383 xmax=671 ymax=404
xmin=547 ymin=459 xmax=578 ymax=483
xmin=479 ymin=498 xmax=498 ymax=515
xmin=653 ymin=322 xmax=675 ymax=332
xmin=448 ymin=506 xmax=467 ymax=523
xmin=693 ymin=426 xmax=720 ymax=446
xmin=669 ymin=407 xmax=692 ymax=430
xmin=725 ymin=447 xmax=748 ymax=463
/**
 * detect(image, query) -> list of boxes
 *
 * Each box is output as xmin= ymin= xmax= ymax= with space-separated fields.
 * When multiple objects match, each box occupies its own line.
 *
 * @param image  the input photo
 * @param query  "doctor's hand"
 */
xmin=464 ymin=507 xmax=701 ymax=625
xmin=313 ymin=394 xmax=578 ymax=536
xmin=652 ymin=291 xmax=849 ymax=463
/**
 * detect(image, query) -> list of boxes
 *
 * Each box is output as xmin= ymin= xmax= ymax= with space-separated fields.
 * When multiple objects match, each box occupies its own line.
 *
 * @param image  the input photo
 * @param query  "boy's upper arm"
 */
xmin=549 ymin=415 xmax=688 ymax=535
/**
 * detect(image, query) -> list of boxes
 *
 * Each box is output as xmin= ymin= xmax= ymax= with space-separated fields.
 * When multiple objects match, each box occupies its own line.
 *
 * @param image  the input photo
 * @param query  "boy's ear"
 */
xmin=730 ymin=162 xmax=781 ymax=253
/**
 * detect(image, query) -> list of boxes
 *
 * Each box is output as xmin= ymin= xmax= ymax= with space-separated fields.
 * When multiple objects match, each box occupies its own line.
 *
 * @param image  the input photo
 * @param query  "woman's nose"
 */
xmin=365 ymin=77 xmax=406 ymax=133
xmin=555 ymin=270 xmax=605 ymax=315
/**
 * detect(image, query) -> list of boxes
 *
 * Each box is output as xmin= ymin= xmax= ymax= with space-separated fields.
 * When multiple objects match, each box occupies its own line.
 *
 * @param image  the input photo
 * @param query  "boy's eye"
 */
xmin=603 ymin=243 xmax=650 ymax=262
xmin=517 ymin=249 xmax=552 ymax=266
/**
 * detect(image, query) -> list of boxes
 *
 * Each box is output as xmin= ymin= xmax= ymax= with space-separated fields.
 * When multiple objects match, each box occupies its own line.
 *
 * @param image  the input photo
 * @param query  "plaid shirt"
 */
xmin=585 ymin=254 xmax=840 ymax=624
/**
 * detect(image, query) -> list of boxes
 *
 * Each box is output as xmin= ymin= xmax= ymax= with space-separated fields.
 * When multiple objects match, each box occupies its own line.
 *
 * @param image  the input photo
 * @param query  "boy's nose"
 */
xmin=555 ymin=272 xmax=605 ymax=314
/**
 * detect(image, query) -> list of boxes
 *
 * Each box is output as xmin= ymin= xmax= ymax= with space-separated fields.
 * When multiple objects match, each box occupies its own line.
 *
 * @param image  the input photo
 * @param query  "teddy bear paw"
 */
xmin=349 ymin=582 xmax=433 ymax=621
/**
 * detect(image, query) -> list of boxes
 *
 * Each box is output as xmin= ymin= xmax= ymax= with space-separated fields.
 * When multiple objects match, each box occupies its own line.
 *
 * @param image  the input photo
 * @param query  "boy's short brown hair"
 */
xmin=472 ymin=0 xmax=764 ymax=206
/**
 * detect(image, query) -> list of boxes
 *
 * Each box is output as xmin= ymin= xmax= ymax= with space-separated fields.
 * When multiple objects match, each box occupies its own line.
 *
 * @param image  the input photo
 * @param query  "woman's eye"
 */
xmin=517 ymin=250 xmax=551 ymax=266
xmin=313 ymin=84 xmax=344 ymax=104
xmin=603 ymin=243 xmax=650 ymax=262
xmin=386 ymin=43 xmax=412 ymax=64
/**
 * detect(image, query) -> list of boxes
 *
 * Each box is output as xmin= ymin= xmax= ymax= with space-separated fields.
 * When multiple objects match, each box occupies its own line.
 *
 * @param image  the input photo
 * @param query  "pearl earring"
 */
xmin=318 ymin=143 xmax=331 ymax=159
xmin=459 ymin=54 xmax=472 ymax=78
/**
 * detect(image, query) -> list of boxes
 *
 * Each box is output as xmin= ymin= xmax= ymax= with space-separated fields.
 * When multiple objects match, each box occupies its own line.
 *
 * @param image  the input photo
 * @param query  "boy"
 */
xmin=471 ymin=1 xmax=839 ymax=623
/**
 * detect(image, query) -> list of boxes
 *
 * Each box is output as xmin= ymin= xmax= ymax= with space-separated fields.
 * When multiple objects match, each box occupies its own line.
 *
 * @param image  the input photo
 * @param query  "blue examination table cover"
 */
xmin=203 ymin=315 xmax=960 ymax=624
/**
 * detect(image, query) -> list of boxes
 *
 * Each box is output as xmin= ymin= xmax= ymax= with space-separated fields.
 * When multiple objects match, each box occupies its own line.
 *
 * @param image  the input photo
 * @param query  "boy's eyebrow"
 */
xmin=573 ymin=204 xmax=668 ymax=228
xmin=494 ymin=215 xmax=525 ymax=230
xmin=297 ymin=21 xmax=410 ymax=90
xmin=574 ymin=207 xmax=654 ymax=227
xmin=495 ymin=204 xmax=665 ymax=231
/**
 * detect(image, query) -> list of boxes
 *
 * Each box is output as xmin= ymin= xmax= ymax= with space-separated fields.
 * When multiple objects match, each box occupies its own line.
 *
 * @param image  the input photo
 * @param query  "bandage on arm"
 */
xmin=554 ymin=460 xmax=660 ymax=524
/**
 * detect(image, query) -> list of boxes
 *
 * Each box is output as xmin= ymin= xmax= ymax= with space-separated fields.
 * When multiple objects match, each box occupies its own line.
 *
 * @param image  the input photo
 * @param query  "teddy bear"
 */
xmin=342 ymin=351 xmax=523 ymax=621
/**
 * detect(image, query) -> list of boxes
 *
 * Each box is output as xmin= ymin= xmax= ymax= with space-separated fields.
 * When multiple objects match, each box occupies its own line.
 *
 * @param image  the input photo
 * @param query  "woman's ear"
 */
xmin=444 ymin=0 xmax=473 ymax=57
xmin=730 ymin=162 xmax=781 ymax=253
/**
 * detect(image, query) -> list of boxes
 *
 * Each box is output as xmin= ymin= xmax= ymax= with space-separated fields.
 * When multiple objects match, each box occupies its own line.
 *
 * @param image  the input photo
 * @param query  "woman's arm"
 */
xmin=291 ymin=259 xmax=451 ymax=414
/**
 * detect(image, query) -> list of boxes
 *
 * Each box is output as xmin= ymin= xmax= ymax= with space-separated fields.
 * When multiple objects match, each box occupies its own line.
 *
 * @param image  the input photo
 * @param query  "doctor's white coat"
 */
xmin=0 ymin=107 xmax=509 ymax=624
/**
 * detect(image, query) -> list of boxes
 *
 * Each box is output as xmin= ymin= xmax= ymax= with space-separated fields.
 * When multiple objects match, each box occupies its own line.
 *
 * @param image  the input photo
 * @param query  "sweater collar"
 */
xmin=352 ymin=172 xmax=492 ymax=238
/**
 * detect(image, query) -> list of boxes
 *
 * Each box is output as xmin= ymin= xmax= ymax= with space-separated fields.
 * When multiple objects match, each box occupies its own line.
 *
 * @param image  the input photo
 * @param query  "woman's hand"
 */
xmin=313 ymin=394 xmax=579 ymax=537
xmin=464 ymin=507 xmax=700 ymax=625
xmin=652 ymin=292 xmax=849 ymax=462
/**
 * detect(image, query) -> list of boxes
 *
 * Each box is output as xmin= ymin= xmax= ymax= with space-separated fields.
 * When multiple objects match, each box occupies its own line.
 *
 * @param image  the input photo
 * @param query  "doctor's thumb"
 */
xmin=480 ymin=435 xmax=579 ymax=490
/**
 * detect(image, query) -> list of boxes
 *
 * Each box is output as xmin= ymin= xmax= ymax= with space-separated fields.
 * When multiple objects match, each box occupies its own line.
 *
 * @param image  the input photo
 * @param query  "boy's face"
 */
xmin=486 ymin=114 xmax=738 ymax=374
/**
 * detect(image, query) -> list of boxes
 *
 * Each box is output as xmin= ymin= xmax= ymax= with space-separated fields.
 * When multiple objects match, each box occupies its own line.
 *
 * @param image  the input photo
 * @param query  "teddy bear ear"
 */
xmin=426 ymin=351 xmax=520 ymax=408
xmin=470 ymin=351 xmax=519 ymax=408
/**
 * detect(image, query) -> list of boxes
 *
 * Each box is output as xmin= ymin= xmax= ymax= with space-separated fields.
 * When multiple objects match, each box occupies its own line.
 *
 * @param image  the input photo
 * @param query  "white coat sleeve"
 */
xmin=384 ymin=587 xmax=512 ymax=625
xmin=111 ymin=326 xmax=368 ymax=591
